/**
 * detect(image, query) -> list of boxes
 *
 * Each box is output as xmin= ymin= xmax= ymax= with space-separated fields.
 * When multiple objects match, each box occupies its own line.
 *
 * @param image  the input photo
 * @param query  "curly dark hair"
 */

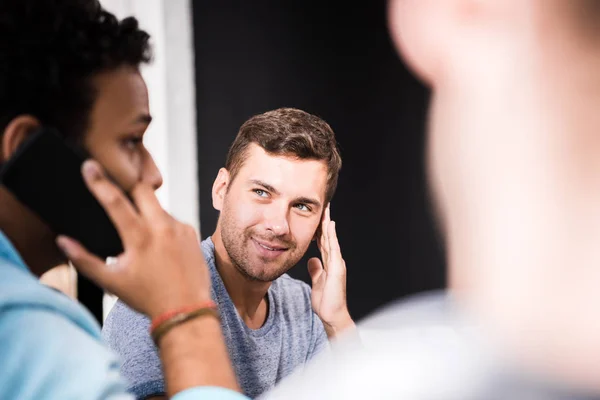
xmin=0 ymin=0 xmax=152 ymax=141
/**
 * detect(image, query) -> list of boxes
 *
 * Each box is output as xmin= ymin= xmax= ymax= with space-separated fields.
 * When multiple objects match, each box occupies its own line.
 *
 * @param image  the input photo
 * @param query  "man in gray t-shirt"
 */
xmin=102 ymin=108 xmax=356 ymax=399
xmin=103 ymin=237 xmax=328 ymax=399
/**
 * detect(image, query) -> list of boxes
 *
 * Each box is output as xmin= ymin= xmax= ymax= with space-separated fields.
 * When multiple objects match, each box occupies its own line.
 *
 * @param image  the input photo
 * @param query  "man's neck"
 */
xmin=211 ymin=229 xmax=271 ymax=329
xmin=0 ymin=189 xmax=64 ymax=276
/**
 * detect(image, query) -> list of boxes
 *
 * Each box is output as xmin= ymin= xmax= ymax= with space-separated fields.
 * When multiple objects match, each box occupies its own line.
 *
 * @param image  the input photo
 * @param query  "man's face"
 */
xmin=83 ymin=66 xmax=163 ymax=193
xmin=214 ymin=144 xmax=327 ymax=282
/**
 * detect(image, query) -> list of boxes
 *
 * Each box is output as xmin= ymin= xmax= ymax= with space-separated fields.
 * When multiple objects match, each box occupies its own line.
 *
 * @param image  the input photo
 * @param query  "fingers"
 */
xmin=81 ymin=160 xmax=141 ymax=245
xmin=56 ymin=235 xmax=121 ymax=294
xmin=322 ymin=204 xmax=330 ymax=244
xmin=319 ymin=204 xmax=331 ymax=264
xmin=327 ymin=221 xmax=346 ymax=276
xmin=328 ymin=221 xmax=342 ymax=257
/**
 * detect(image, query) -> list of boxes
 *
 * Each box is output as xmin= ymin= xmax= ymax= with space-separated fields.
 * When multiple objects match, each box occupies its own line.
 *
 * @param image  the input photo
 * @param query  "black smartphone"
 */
xmin=0 ymin=127 xmax=124 ymax=259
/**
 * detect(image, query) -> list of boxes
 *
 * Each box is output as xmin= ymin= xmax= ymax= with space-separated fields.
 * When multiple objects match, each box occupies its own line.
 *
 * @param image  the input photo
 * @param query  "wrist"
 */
xmin=148 ymin=293 xmax=212 ymax=320
xmin=323 ymin=310 xmax=355 ymax=338
xmin=150 ymin=300 xmax=219 ymax=346
xmin=157 ymin=311 xmax=222 ymax=349
xmin=150 ymin=300 xmax=217 ymax=330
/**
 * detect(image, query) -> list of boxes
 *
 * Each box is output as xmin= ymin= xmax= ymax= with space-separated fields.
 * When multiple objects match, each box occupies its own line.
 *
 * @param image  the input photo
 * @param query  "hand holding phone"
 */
xmin=56 ymin=160 xmax=212 ymax=318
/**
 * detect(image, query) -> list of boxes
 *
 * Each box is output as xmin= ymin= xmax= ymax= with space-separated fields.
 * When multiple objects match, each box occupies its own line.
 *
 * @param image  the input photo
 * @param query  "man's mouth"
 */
xmin=252 ymin=238 xmax=289 ymax=252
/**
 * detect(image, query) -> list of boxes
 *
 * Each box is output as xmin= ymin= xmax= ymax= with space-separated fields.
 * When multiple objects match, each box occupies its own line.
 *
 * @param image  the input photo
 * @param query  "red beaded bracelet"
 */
xmin=149 ymin=300 xmax=217 ymax=333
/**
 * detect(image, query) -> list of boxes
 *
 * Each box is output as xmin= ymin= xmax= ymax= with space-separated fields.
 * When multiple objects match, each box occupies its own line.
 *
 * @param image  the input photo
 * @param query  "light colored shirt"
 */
xmin=0 ymin=229 xmax=248 ymax=400
xmin=261 ymin=292 xmax=595 ymax=400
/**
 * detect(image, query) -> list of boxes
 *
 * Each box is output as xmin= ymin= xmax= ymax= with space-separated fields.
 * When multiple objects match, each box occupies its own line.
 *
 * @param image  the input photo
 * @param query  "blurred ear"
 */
xmin=387 ymin=0 xmax=450 ymax=85
xmin=1 ymin=115 xmax=41 ymax=163
xmin=212 ymin=168 xmax=230 ymax=211
xmin=389 ymin=0 xmax=502 ymax=86
xmin=389 ymin=0 xmax=536 ymax=85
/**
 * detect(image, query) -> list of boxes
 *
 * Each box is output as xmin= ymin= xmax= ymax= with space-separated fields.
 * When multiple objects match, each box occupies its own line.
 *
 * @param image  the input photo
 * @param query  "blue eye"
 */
xmin=294 ymin=203 xmax=310 ymax=212
xmin=254 ymin=189 xmax=268 ymax=197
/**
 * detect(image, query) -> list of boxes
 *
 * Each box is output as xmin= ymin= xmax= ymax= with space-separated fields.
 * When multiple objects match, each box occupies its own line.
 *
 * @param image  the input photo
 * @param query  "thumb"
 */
xmin=308 ymin=257 xmax=324 ymax=287
xmin=56 ymin=235 xmax=119 ymax=293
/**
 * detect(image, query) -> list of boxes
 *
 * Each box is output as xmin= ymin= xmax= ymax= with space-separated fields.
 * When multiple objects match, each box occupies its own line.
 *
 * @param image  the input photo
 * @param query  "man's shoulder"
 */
xmin=101 ymin=299 xmax=164 ymax=398
xmin=0 ymin=258 xmax=101 ymax=337
xmin=0 ymin=307 xmax=116 ymax=364
xmin=102 ymin=299 xmax=150 ymax=342
xmin=0 ymin=258 xmax=63 ymax=310
xmin=0 ymin=305 xmax=128 ymax=399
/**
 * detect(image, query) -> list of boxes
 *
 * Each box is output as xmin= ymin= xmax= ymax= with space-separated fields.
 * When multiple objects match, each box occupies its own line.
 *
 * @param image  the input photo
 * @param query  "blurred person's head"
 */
xmin=388 ymin=0 xmax=600 ymax=393
xmin=0 ymin=0 xmax=162 ymax=275
xmin=211 ymin=108 xmax=341 ymax=282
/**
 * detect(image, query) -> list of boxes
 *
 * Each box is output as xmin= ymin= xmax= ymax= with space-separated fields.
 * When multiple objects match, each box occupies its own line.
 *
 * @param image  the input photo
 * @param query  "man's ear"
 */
xmin=212 ymin=168 xmax=231 ymax=211
xmin=312 ymin=202 xmax=329 ymax=241
xmin=1 ymin=115 xmax=41 ymax=163
xmin=313 ymin=223 xmax=322 ymax=242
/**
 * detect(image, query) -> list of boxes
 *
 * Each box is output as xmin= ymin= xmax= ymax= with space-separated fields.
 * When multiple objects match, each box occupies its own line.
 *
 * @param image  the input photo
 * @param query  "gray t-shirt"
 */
xmin=102 ymin=237 xmax=328 ymax=399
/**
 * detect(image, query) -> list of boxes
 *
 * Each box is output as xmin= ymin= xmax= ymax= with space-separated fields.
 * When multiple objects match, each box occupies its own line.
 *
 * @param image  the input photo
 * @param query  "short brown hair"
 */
xmin=225 ymin=107 xmax=342 ymax=203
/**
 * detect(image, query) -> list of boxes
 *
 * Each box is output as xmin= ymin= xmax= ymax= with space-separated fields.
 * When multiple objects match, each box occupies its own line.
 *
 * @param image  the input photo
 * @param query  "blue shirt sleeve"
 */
xmin=173 ymin=387 xmax=250 ymax=400
xmin=0 ymin=308 xmax=133 ymax=400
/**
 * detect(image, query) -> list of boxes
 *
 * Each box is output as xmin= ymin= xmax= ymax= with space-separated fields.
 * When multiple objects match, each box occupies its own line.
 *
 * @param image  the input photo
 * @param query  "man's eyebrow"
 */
xmin=249 ymin=179 xmax=279 ymax=195
xmin=294 ymin=196 xmax=322 ymax=209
